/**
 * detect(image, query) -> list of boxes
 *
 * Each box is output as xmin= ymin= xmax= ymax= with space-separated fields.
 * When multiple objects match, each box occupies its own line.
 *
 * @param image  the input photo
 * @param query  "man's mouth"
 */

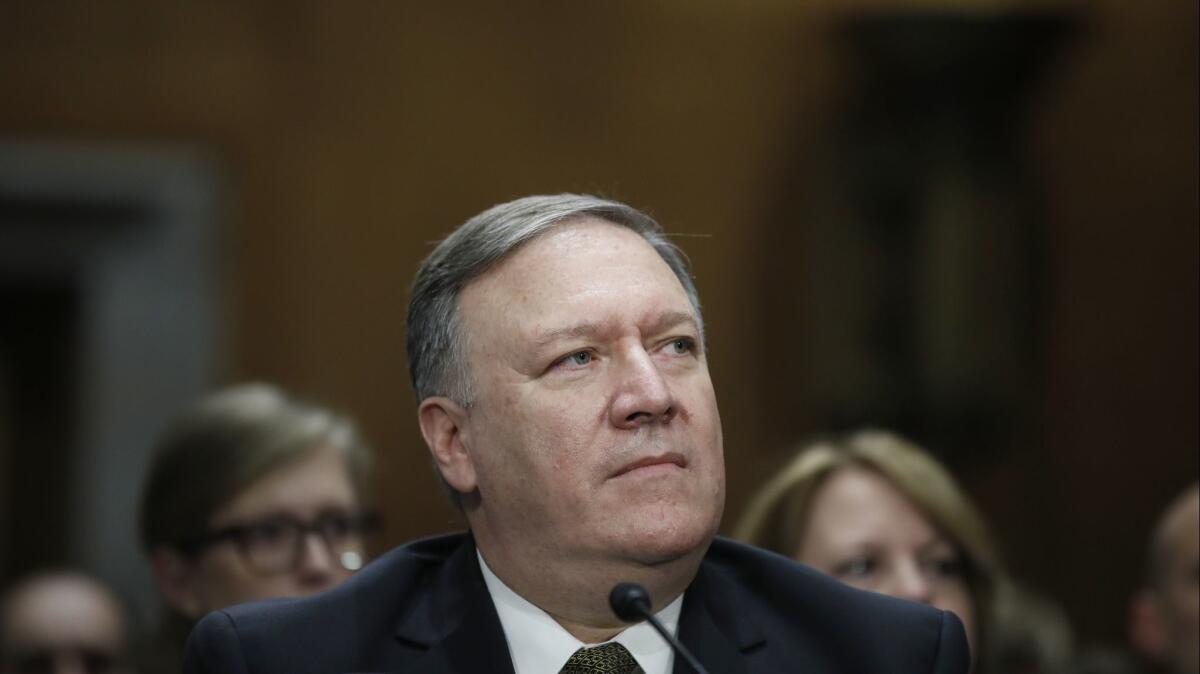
xmin=611 ymin=452 xmax=687 ymax=478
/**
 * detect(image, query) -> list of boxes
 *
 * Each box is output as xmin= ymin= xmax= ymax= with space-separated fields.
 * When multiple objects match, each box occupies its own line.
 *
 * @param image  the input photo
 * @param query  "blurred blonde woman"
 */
xmin=734 ymin=429 xmax=1005 ymax=671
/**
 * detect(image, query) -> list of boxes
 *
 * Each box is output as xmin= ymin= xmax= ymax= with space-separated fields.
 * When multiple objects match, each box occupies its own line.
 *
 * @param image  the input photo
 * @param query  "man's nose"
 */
xmin=609 ymin=348 xmax=675 ymax=428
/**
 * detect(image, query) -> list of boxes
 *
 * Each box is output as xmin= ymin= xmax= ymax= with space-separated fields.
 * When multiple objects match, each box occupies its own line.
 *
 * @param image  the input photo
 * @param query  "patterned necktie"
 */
xmin=559 ymin=642 xmax=645 ymax=674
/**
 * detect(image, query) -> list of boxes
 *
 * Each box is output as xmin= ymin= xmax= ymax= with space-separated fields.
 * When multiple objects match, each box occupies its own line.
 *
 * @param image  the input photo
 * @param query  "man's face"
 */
xmin=453 ymin=218 xmax=724 ymax=568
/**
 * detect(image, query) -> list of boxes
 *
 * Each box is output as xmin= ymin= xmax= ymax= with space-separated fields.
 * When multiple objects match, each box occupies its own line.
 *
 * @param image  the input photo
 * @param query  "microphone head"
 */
xmin=609 ymin=582 xmax=652 ymax=623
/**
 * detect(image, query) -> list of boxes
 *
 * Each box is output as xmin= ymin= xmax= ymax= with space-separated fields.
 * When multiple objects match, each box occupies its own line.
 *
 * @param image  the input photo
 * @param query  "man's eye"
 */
xmin=560 ymin=351 xmax=592 ymax=367
xmin=667 ymin=338 xmax=695 ymax=355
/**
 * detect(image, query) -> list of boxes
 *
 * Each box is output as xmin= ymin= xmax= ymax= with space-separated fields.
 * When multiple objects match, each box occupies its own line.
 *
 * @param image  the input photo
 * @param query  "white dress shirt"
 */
xmin=478 ymin=551 xmax=682 ymax=674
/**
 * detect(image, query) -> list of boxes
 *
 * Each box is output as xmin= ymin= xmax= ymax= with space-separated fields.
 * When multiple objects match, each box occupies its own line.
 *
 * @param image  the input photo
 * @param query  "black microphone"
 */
xmin=608 ymin=582 xmax=711 ymax=674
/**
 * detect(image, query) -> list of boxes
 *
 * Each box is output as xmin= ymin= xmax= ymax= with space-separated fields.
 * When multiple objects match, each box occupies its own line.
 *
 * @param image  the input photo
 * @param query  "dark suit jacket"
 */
xmin=184 ymin=533 xmax=969 ymax=673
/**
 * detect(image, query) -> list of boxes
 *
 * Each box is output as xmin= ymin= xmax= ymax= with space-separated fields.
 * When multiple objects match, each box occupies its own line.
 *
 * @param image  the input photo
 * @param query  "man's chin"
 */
xmin=606 ymin=515 xmax=719 ymax=566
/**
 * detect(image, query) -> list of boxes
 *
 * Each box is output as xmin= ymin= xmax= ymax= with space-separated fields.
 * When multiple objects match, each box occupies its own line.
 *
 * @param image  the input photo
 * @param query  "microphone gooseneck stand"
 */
xmin=608 ymin=582 xmax=712 ymax=674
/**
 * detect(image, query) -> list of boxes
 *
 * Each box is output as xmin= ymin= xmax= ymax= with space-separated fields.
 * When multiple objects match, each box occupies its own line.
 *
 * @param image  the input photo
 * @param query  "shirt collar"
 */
xmin=477 ymin=550 xmax=682 ymax=674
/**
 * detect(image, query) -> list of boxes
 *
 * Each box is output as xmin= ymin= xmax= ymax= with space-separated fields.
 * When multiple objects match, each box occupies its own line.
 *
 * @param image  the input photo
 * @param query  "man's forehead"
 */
xmin=454 ymin=220 xmax=694 ymax=347
xmin=463 ymin=220 xmax=679 ymax=299
xmin=506 ymin=216 xmax=652 ymax=263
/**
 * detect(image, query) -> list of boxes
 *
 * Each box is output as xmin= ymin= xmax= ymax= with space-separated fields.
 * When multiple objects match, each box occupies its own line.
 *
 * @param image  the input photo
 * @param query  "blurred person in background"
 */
xmin=136 ymin=382 xmax=376 ymax=674
xmin=0 ymin=570 xmax=131 ymax=674
xmin=1059 ymin=648 xmax=1147 ymax=674
xmin=988 ymin=580 xmax=1074 ymax=674
xmin=1129 ymin=482 xmax=1199 ymax=674
xmin=735 ymin=429 xmax=1072 ymax=674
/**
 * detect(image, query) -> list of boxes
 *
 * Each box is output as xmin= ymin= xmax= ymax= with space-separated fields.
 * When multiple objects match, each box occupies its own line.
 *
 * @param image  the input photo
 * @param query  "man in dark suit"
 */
xmin=185 ymin=194 xmax=969 ymax=673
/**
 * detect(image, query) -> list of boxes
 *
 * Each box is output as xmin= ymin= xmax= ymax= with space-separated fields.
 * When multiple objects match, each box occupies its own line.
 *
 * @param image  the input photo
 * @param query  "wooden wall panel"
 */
xmin=0 ymin=0 xmax=1194 ymax=645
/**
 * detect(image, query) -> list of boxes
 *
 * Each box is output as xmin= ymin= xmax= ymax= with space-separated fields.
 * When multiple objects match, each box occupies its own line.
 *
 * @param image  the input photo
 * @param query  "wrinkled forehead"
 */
xmin=494 ymin=214 xmax=662 ymax=272
xmin=502 ymin=216 xmax=673 ymax=275
xmin=457 ymin=219 xmax=694 ymax=331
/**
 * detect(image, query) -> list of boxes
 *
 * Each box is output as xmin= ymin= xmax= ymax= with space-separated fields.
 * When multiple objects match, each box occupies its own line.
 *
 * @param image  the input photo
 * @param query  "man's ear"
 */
xmin=1129 ymin=589 xmax=1166 ymax=660
xmin=150 ymin=547 xmax=203 ymax=619
xmin=418 ymin=396 xmax=478 ymax=494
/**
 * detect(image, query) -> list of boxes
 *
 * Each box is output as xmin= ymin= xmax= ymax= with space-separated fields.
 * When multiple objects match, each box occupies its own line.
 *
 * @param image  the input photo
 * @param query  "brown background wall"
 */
xmin=1 ymin=1 xmax=1195 ymax=646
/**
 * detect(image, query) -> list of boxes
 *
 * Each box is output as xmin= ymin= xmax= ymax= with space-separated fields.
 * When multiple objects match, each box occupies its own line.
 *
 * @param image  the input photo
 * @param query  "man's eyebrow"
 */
xmin=646 ymin=310 xmax=700 ymax=336
xmin=532 ymin=321 xmax=606 ymax=347
xmin=531 ymin=311 xmax=699 ymax=347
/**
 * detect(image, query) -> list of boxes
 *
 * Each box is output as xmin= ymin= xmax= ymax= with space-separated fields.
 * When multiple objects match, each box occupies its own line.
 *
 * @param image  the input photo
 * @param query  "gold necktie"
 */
xmin=559 ymin=642 xmax=645 ymax=674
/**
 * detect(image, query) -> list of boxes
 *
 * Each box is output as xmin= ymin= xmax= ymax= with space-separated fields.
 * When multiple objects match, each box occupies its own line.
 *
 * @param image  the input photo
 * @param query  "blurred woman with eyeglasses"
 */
xmin=136 ymin=383 xmax=376 ymax=674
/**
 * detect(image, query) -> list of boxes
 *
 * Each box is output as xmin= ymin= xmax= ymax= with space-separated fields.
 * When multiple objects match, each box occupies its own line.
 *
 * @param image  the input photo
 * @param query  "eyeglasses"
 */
xmin=183 ymin=510 xmax=380 ymax=575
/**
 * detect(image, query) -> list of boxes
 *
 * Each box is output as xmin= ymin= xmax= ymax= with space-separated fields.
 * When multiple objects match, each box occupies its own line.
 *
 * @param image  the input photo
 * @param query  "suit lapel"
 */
xmin=674 ymin=560 xmax=763 ymax=674
xmin=387 ymin=536 xmax=515 ymax=674
xmin=378 ymin=536 xmax=762 ymax=674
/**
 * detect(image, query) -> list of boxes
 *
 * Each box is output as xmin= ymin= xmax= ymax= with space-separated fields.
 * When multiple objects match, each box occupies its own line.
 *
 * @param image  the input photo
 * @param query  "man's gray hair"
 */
xmin=406 ymin=193 xmax=704 ymax=407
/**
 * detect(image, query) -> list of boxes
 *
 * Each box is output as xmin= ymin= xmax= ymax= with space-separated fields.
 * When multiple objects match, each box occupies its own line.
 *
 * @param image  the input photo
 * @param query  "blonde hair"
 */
xmin=734 ymin=429 xmax=1005 ymax=659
